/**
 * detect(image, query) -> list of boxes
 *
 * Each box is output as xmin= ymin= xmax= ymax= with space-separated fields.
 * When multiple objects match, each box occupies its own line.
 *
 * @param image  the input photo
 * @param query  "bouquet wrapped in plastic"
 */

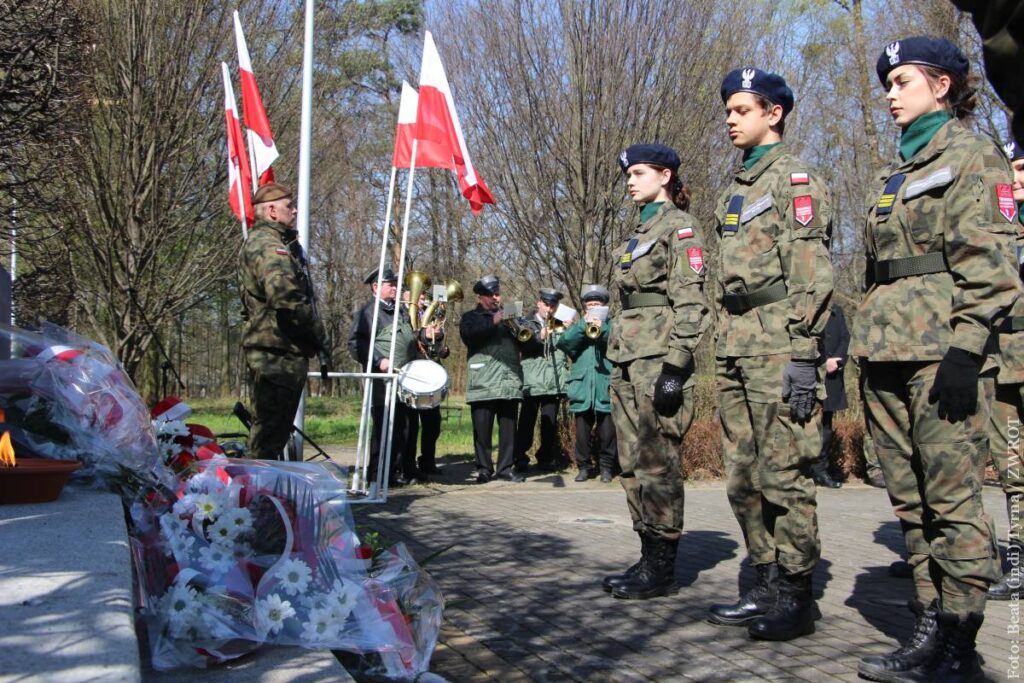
xmin=0 ymin=322 xmax=166 ymax=489
xmin=129 ymin=457 xmax=443 ymax=677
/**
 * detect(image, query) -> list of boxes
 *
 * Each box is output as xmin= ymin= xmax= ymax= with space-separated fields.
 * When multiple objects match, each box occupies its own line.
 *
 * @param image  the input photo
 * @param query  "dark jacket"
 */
xmin=821 ymin=304 xmax=850 ymax=412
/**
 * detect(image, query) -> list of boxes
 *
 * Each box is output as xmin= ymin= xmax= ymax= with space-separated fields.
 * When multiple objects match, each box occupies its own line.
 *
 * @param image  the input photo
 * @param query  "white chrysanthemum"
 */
xmin=219 ymin=506 xmax=253 ymax=532
xmin=200 ymin=604 xmax=235 ymax=639
xmin=256 ymin=593 xmax=295 ymax=637
xmin=159 ymin=442 xmax=178 ymax=460
xmin=275 ymin=558 xmax=312 ymax=596
xmin=185 ymin=469 xmax=228 ymax=495
xmin=172 ymin=494 xmax=196 ymax=517
xmin=167 ymin=532 xmax=196 ymax=560
xmin=163 ymin=582 xmax=202 ymax=636
xmin=191 ymin=493 xmax=226 ymax=523
xmin=328 ymin=578 xmax=358 ymax=622
xmin=159 ymin=513 xmax=187 ymax=537
xmin=229 ymin=541 xmax=253 ymax=561
xmin=300 ymin=606 xmax=339 ymax=644
xmin=206 ymin=516 xmax=240 ymax=545
xmin=198 ymin=544 xmax=236 ymax=575
xmin=156 ymin=420 xmax=190 ymax=438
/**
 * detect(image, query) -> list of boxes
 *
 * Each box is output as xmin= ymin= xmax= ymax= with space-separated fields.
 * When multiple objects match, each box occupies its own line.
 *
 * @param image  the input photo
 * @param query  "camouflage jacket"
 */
xmin=851 ymin=120 xmax=1021 ymax=363
xmin=239 ymin=219 xmax=328 ymax=358
xmin=608 ymin=202 xmax=710 ymax=375
xmin=995 ymin=214 xmax=1024 ymax=384
xmin=713 ymin=144 xmax=834 ymax=360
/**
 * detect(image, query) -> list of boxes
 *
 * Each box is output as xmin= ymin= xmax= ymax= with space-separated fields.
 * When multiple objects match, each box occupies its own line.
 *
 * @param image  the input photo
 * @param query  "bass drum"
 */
xmin=396 ymin=359 xmax=448 ymax=410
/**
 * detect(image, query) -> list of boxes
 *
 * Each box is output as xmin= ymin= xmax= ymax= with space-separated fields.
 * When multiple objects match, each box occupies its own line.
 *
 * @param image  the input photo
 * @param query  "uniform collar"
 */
xmin=633 ymin=201 xmax=675 ymax=234
xmin=891 ymin=118 xmax=959 ymax=173
xmin=253 ymin=217 xmax=296 ymax=240
xmin=735 ymin=142 xmax=787 ymax=183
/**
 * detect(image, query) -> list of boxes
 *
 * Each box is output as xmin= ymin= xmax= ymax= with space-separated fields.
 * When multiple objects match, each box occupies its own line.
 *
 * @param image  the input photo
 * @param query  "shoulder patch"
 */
xmin=996 ymin=183 xmax=1017 ymax=223
xmin=790 ymin=172 xmax=809 ymax=185
xmin=676 ymin=226 xmax=694 ymax=240
xmin=274 ymin=247 xmax=289 ymax=256
xmin=686 ymin=247 xmax=704 ymax=274
xmin=793 ymin=195 xmax=814 ymax=226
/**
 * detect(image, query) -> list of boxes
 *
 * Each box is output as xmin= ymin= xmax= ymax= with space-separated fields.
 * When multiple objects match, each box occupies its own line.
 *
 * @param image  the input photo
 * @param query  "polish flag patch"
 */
xmin=687 ymin=247 xmax=704 ymax=274
xmin=677 ymin=226 xmax=694 ymax=240
xmin=996 ymin=183 xmax=1017 ymax=223
xmin=275 ymin=247 xmax=289 ymax=256
xmin=790 ymin=172 xmax=809 ymax=185
xmin=793 ymin=195 xmax=814 ymax=226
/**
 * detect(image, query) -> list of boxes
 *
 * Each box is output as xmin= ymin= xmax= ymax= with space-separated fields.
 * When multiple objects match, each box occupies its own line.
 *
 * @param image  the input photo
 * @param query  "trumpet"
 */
xmin=585 ymin=320 xmax=603 ymax=339
xmin=505 ymin=316 xmax=540 ymax=343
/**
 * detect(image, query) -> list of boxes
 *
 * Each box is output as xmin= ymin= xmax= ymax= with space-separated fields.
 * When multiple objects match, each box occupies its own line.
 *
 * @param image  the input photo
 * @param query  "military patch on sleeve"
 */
xmin=687 ymin=247 xmax=704 ymax=274
xmin=677 ymin=226 xmax=694 ymax=240
xmin=790 ymin=172 xmax=809 ymax=185
xmin=793 ymin=195 xmax=814 ymax=226
xmin=996 ymin=184 xmax=1017 ymax=223
xmin=274 ymin=248 xmax=289 ymax=256
xmin=723 ymin=195 xmax=744 ymax=233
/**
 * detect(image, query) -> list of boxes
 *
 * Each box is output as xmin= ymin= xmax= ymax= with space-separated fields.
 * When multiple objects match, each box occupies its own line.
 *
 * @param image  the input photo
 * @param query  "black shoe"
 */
xmin=535 ymin=461 xmax=558 ymax=473
xmin=612 ymin=534 xmax=679 ymax=600
xmin=496 ymin=471 xmax=525 ymax=483
xmin=389 ymin=476 xmax=407 ymax=488
xmin=708 ymin=562 xmax=779 ymax=626
xmin=889 ymin=560 xmax=912 ymax=579
xmin=574 ymin=468 xmax=591 ymax=482
xmin=417 ymin=459 xmax=443 ymax=475
xmin=476 ymin=471 xmax=492 ymax=484
xmin=603 ymin=533 xmax=649 ymax=593
xmin=600 ymin=469 xmax=613 ymax=483
xmin=812 ymin=472 xmax=842 ymax=488
xmin=747 ymin=570 xmax=815 ymax=641
xmin=857 ymin=600 xmax=940 ymax=682
xmin=866 ymin=469 xmax=887 ymax=488
xmin=988 ymin=567 xmax=1019 ymax=600
xmin=902 ymin=611 xmax=984 ymax=682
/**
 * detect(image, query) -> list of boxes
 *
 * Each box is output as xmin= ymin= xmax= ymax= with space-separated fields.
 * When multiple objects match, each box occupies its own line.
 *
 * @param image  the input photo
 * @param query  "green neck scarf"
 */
xmin=899 ymin=111 xmax=951 ymax=161
xmin=640 ymin=201 xmax=664 ymax=223
xmin=743 ymin=142 xmax=780 ymax=170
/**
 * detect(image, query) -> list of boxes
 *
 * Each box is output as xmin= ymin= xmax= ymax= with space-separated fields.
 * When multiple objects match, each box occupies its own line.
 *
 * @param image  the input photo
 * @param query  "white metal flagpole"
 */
xmin=292 ymin=0 xmax=315 ymax=460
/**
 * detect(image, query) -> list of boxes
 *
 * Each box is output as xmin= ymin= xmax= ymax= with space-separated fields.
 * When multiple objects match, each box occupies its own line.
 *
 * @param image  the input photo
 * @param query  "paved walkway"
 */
xmin=350 ymin=456 xmax=1017 ymax=682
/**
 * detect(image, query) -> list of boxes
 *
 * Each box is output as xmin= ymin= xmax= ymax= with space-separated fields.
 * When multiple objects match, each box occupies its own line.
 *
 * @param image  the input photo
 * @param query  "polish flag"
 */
xmin=414 ymin=31 xmax=495 ymax=214
xmin=233 ymin=11 xmax=279 ymax=187
xmin=392 ymin=81 xmax=458 ymax=169
xmin=221 ymin=62 xmax=254 ymax=229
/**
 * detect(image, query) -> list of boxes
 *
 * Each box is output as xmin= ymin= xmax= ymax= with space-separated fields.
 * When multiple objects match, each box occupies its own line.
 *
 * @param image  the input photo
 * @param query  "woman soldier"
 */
xmin=853 ymin=37 xmax=1021 ymax=682
xmin=602 ymin=144 xmax=710 ymax=600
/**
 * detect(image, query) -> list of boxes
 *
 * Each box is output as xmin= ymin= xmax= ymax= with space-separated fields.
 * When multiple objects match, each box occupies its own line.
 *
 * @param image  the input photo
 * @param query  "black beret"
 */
xmin=1005 ymin=140 xmax=1024 ymax=162
xmin=619 ymin=144 xmax=680 ymax=173
xmin=364 ymin=267 xmax=397 ymax=285
xmin=876 ymin=36 xmax=969 ymax=86
xmin=720 ymin=67 xmax=794 ymax=116
xmin=538 ymin=288 xmax=563 ymax=305
xmin=473 ymin=275 xmax=500 ymax=295
xmin=580 ymin=284 xmax=610 ymax=303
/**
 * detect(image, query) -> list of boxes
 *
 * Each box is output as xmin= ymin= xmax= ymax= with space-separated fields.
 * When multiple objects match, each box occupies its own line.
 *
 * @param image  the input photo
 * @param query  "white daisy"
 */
xmin=159 ymin=513 xmax=187 ymax=537
xmin=256 ymin=593 xmax=295 ymax=637
xmin=328 ymin=578 xmax=358 ymax=622
xmin=274 ymin=558 xmax=312 ymax=596
xmin=220 ymin=506 xmax=253 ymax=532
xmin=163 ymin=582 xmax=201 ymax=636
xmin=172 ymin=494 xmax=196 ymax=517
xmin=198 ymin=544 xmax=236 ymax=575
xmin=191 ymin=492 xmax=226 ymax=523
xmin=229 ymin=541 xmax=253 ymax=561
xmin=206 ymin=516 xmax=239 ymax=545
xmin=185 ymin=469 xmax=227 ymax=496
xmin=156 ymin=420 xmax=190 ymax=438
xmin=167 ymin=533 xmax=196 ymax=560
xmin=300 ymin=606 xmax=339 ymax=644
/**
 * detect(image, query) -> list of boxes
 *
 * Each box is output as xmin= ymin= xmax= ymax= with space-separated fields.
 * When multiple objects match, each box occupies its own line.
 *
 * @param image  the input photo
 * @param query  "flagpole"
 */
xmin=246 ymin=132 xmax=259 ymax=193
xmin=292 ymin=0 xmax=315 ymax=461
xmin=234 ymin=171 xmax=249 ymax=240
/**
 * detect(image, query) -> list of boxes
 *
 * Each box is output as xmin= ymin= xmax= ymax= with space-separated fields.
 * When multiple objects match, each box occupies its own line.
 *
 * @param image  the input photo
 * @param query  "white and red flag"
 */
xmin=414 ymin=31 xmax=495 ymax=214
xmin=221 ymin=61 xmax=254 ymax=229
xmin=233 ymin=11 xmax=279 ymax=187
xmin=392 ymin=81 xmax=457 ymax=169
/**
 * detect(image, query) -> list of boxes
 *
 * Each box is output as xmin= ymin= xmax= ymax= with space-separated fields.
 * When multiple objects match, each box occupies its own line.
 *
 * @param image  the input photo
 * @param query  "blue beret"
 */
xmin=1005 ymin=141 xmax=1024 ymax=162
xmin=619 ymin=144 xmax=680 ymax=173
xmin=473 ymin=275 xmax=500 ymax=295
xmin=720 ymin=67 xmax=794 ymax=116
xmin=876 ymin=36 xmax=969 ymax=86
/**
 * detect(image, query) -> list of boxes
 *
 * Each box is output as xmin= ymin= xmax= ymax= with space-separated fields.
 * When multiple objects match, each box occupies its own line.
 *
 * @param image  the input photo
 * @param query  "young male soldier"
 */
xmin=238 ymin=183 xmax=330 ymax=460
xmin=706 ymin=68 xmax=834 ymax=641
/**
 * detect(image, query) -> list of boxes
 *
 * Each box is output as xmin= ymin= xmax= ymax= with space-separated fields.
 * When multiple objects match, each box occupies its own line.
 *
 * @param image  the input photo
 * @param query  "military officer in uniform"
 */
xmin=347 ymin=267 xmax=419 ymax=486
xmin=515 ymin=288 xmax=570 ymax=472
xmin=986 ymin=139 xmax=1024 ymax=602
xmin=853 ymin=38 xmax=1022 ymax=682
xmin=602 ymin=144 xmax=710 ymax=600
xmin=706 ymin=69 xmax=834 ymax=641
xmin=459 ymin=275 xmax=525 ymax=483
xmin=557 ymin=284 xmax=617 ymax=482
xmin=239 ymin=183 xmax=330 ymax=460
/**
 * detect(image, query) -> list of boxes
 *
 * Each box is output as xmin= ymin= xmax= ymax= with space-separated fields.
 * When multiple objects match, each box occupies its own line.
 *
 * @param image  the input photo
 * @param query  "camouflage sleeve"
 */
xmin=944 ymin=148 xmax=1021 ymax=355
xmin=780 ymin=174 xmax=834 ymax=360
xmin=250 ymin=237 xmax=325 ymax=351
xmin=665 ymin=215 xmax=710 ymax=368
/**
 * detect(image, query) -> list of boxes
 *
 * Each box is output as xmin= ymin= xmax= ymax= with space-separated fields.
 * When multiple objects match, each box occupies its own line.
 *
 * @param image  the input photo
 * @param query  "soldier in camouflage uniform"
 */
xmin=515 ymin=288 xmax=570 ymax=473
xmin=853 ymin=38 xmax=1022 ymax=682
xmin=705 ymin=68 xmax=833 ymax=642
xmin=239 ymin=183 xmax=330 ymax=460
xmin=986 ymin=140 xmax=1024 ymax=601
xmin=603 ymin=143 xmax=710 ymax=601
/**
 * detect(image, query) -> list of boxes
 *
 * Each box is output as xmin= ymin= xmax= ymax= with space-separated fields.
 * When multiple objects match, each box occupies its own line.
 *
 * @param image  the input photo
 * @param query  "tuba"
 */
xmin=404 ymin=271 xmax=432 ymax=330
xmin=421 ymin=279 xmax=463 ymax=329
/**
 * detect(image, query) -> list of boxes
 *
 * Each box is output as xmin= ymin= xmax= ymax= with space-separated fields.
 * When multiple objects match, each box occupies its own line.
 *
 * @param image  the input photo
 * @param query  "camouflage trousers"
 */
xmin=245 ymin=349 xmax=308 ymax=460
xmin=988 ymin=381 xmax=1023 ymax=552
xmin=610 ymin=357 xmax=693 ymax=541
xmin=863 ymin=361 xmax=999 ymax=616
xmin=717 ymin=354 xmax=821 ymax=575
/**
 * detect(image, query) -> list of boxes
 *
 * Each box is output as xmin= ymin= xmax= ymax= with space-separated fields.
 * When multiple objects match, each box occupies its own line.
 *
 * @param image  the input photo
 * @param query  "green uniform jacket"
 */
xmin=851 ymin=120 xmax=1021 ymax=362
xmin=459 ymin=305 xmax=523 ymax=403
xmin=608 ymin=202 xmax=710 ymax=376
xmin=239 ymin=218 xmax=327 ymax=357
xmin=374 ymin=305 xmax=419 ymax=370
xmin=557 ymin=318 xmax=612 ymax=414
xmin=994 ymin=214 xmax=1024 ymax=385
xmin=520 ymin=314 xmax=568 ymax=397
xmin=713 ymin=144 xmax=834 ymax=360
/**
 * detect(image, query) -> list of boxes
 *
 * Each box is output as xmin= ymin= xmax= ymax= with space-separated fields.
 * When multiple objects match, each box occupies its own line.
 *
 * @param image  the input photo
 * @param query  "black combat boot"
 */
xmin=903 ymin=611 xmax=984 ymax=683
xmin=611 ymin=533 xmax=679 ymax=600
xmin=707 ymin=562 xmax=779 ymax=626
xmin=857 ymin=600 xmax=940 ymax=682
xmin=747 ymin=570 xmax=815 ymax=641
xmin=602 ymin=532 xmax=648 ymax=593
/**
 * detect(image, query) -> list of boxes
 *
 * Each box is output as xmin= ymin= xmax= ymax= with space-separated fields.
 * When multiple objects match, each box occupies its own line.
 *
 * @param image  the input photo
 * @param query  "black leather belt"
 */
xmin=722 ymin=282 xmax=787 ymax=315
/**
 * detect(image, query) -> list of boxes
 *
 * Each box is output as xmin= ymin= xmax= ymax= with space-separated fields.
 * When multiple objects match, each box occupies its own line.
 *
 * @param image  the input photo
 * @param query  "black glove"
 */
xmin=928 ymin=347 xmax=982 ymax=422
xmin=653 ymin=363 xmax=687 ymax=416
xmin=782 ymin=359 xmax=817 ymax=423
